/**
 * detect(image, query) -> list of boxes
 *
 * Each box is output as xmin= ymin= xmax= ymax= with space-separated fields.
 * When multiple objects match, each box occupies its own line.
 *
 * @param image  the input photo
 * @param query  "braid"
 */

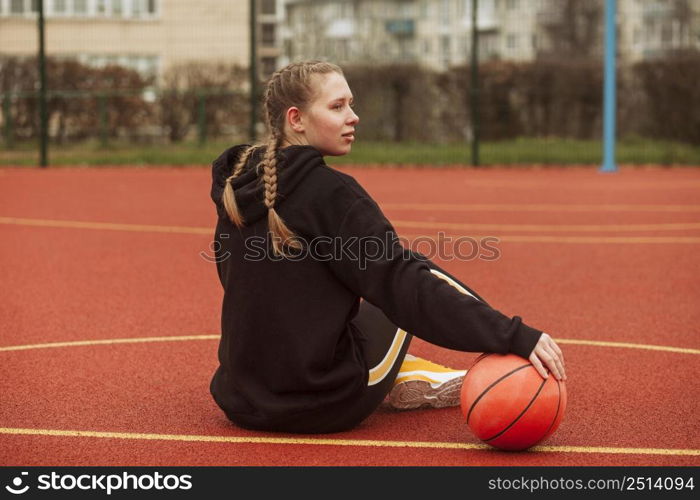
xmin=222 ymin=60 xmax=343 ymax=255
xmin=260 ymin=134 xmax=302 ymax=257
xmin=221 ymin=144 xmax=259 ymax=227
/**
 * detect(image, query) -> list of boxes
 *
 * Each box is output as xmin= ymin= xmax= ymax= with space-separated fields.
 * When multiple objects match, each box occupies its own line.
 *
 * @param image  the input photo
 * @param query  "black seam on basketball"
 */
xmin=466 ymin=363 xmax=531 ymax=424
xmin=469 ymin=353 xmax=494 ymax=371
xmin=483 ymin=376 xmax=548 ymax=443
xmin=542 ymin=379 xmax=562 ymax=439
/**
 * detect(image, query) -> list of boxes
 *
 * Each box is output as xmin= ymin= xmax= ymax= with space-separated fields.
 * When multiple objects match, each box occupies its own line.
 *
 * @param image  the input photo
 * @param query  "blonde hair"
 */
xmin=221 ymin=60 xmax=344 ymax=257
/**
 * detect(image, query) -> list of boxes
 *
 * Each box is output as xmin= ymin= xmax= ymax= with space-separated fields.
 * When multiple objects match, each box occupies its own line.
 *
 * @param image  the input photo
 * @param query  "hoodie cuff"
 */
xmin=508 ymin=316 xmax=543 ymax=359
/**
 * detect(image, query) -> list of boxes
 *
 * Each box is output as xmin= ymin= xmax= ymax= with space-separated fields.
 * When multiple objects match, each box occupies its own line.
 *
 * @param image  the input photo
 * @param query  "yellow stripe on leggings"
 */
xmin=366 ymin=269 xmax=476 ymax=386
xmin=367 ymin=329 xmax=408 ymax=386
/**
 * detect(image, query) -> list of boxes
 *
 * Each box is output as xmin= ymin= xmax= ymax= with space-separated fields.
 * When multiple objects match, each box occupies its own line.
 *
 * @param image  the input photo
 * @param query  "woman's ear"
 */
xmin=287 ymin=106 xmax=305 ymax=133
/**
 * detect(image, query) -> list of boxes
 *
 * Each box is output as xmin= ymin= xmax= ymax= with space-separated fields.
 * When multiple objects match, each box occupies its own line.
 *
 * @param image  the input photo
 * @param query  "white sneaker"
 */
xmin=387 ymin=354 xmax=467 ymax=410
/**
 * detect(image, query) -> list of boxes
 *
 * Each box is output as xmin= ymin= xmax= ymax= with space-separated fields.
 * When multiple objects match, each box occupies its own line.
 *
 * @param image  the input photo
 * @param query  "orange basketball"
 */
xmin=460 ymin=353 xmax=567 ymax=451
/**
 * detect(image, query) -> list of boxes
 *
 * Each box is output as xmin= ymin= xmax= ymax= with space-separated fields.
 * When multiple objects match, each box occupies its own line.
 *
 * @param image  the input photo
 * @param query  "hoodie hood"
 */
xmin=211 ymin=144 xmax=326 ymax=223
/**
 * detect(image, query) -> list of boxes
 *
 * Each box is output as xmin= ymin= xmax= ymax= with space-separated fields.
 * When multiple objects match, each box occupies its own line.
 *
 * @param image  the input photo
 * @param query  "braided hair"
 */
xmin=221 ymin=60 xmax=343 ymax=257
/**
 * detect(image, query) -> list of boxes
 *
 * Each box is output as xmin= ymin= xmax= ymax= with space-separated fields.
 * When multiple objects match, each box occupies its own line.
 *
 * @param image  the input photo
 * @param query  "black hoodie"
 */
xmin=209 ymin=144 xmax=542 ymax=430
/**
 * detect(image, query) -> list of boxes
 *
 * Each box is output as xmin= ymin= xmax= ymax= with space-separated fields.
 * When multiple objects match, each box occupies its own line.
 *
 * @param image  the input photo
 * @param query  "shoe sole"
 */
xmin=387 ymin=376 xmax=464 ymax=410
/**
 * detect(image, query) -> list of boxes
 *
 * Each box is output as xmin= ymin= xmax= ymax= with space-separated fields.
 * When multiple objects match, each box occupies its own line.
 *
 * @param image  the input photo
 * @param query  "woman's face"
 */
xmin=284 ymin=72 xmax=360 ymax=156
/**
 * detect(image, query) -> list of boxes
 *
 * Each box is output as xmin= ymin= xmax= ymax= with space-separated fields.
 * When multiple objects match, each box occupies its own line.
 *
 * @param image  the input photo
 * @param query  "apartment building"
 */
xmin=0 ymin=0 xmax=282 ymax=80
xmin=619 ymin=0 xmax=700 ymax=62
xmin=281 ymin=0 xmax=700 ymax=70
xmin=280 ymin=0 xmax=589 ymax=71
xmin=1 ymin=0 xmax=697 ymax=81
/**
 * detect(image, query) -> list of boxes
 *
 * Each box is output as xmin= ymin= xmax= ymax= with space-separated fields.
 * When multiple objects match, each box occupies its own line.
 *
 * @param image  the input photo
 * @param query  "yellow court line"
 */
xmin=556 ymin=338 xmax=700 ymax=355
xmin=399 ymin=233 xmax=700 ymax=244
xmin=0 ymin=335 xmax=218 ymax=352
xmin=382 ymin=203 xmax=700 ymax=213
xmin=0 ymin=216 xmax=211 ymax=235
xmin=5 ymin=215 xmax=700 ymax=234
xmin=0 ymin=334 xmax=697 ymax=356
xmin=393 ymin=220 xmax=700 ymax=232
xmin=3 ymin=216 xmax=700 ymax=245
xmin=0 ymin=427 xmax=697 ymax=457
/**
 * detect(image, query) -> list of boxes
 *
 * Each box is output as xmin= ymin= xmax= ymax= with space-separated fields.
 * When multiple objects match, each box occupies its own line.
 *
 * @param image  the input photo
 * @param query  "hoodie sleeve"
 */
xmin=326 ymin=196 xmax=542 ymax=359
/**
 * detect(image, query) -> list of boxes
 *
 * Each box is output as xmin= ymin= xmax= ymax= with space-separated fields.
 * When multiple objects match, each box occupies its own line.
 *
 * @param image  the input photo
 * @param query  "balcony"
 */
xmin=385 ymin=19 xmax=415 ymax=37
xmin=643 ymin=1 xmax=675 ymax=21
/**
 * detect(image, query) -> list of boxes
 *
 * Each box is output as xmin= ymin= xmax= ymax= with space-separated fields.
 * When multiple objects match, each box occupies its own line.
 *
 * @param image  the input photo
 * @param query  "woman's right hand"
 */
xmin=528 ymin=332 xmax=566 ymax=381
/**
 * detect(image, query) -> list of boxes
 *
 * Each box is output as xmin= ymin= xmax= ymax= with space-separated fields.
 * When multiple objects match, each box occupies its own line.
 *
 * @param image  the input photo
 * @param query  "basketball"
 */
xmin=460 ymin=353 xmax=567 ymax=451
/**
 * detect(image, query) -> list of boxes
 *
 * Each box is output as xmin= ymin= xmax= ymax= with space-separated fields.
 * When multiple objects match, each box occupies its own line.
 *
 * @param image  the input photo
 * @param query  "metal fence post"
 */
xmin=249 ymin=0 xmax=258 ymax=142
xmin=38 ymin=0 xmax=49 ymax=167
xmin=470 ymin=0 xmax=480 ymax=167
xmin=601 ymin=0 xmax=618 ymax=173
xmin=198 ymin=91 xmax=207 ymax=146
xmin=99 ymin=93 xmax=108 ymax=147
xmin=3 ymin=94 xmax=13 ymax=148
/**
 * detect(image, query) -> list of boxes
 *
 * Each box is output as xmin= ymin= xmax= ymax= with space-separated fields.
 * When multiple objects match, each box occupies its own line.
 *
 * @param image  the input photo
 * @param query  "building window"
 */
xmin=506 ymin=0 xmax=518 ymax=10
xmin=1 ymin=0 xmax=43 ymax=14
xmin=1 ymin=0 xmax=158 ymax=18
xmin=661 ymin=23 xmax=672 ymax=45
xmin=340 ymin=1 xmax=353 ymax=18
xmin=74 ymin=0 xmax=87 ymax=15
xmin=132 ymin=0 xmax=156 ymax=18
xmin=461 ymin=35 xmax=469 ymax=54
xmin=54 ymin=0 xmax=66 ymax=14
xmin=441 ymin=34 xmax=451 ymax=65
xmin=399 ymin=0 xmax=413 ymax=17
xmin=261 ymin=0 xmax=275 ymax=15
xmin=440 ymin=0 xmax=450 ymax=25
xmin=262 ymin=57 xmax=276 ymax=77
xmin=262 ymin=23 xmax=275 ymax=47
xmin=132 ymin=0 xmax=144 ymax=16
xmin=506 ymin=33 xmax=518 ymax=50
xmin=10 ymin=0 xmax=24 ymax=14
xmin=633 ymin=26 xmax=641 ymax=46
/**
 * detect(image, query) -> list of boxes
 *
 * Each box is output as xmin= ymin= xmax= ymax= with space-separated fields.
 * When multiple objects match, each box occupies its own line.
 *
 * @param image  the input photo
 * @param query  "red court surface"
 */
xmin=0 ymin=165 xmax=699 ymax=466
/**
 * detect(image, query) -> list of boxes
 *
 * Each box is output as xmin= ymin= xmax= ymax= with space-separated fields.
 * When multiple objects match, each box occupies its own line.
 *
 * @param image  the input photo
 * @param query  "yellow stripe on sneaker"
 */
xmin=395 ymin=369 xmax=467 ymax=385
xmin=398 ymin=358 xmax=463 ymax=373
xmin=392 ymin=374 xmax=438 ymax=385
xmin=367 ymin=329 xmax=409 ymax=386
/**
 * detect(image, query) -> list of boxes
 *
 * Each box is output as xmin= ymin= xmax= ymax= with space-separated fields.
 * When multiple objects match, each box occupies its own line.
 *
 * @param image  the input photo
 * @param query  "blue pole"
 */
xmin=601 ymin=0 xmax=617 ymax=173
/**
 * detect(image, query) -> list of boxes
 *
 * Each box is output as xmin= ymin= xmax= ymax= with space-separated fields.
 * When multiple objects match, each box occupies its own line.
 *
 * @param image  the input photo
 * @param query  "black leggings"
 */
xmin=311 ymin=257 xmax=486 ymax=433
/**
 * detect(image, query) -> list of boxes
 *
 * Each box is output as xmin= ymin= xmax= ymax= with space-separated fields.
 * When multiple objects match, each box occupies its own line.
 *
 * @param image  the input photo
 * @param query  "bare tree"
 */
xmin=536 ymin=0 xmax=604 ymax=60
